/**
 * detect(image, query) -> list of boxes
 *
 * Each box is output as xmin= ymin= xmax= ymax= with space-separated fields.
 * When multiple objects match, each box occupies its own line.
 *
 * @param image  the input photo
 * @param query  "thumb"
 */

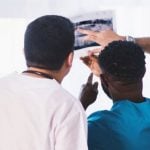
xmin=93 ymin=82 xmax=98 ymax=92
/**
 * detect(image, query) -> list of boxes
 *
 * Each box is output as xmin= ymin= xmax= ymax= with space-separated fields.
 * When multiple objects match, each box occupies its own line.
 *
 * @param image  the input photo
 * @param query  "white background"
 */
xmin=0 ymin=0 xmax=150 ymax=115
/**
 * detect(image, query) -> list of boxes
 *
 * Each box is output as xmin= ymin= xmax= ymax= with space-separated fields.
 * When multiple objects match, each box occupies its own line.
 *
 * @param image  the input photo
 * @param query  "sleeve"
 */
xmin=54 ymin=101 xmax=88 ymax=150
xmin=88 ymin=121 xmax=109 ymax=150
xmin=88 ymin=120 xmax=124 ymax=150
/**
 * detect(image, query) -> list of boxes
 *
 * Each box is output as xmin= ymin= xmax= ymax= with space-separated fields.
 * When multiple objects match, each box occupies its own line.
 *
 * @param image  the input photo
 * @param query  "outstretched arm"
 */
xmin=136 ymin=37 xmax=150 ymax=53
xmin=78 ymin=29 xmax=150 ymax=75
xmin=77 ymin=29 xmax=125 ymax=48
xmin=78 ymin=29 xmax=150 ymax=53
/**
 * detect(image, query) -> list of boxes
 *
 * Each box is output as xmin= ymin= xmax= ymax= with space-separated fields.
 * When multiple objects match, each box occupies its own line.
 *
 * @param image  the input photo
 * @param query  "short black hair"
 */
xmin=98 ymin=41 xmax=146 ymax=82
xmin=24 ymin=15 xmax=74 ymax=70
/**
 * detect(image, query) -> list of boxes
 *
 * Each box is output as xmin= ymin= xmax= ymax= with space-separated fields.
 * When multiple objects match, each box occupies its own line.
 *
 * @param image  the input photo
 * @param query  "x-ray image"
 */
xmin=71 ymin=11 xmax=116 ymax=50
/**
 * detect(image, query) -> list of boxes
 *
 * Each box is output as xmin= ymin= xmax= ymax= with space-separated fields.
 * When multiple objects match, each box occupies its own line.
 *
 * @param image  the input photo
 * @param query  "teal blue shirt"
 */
xmin=88 ymin=98 xmax=150 ymax=150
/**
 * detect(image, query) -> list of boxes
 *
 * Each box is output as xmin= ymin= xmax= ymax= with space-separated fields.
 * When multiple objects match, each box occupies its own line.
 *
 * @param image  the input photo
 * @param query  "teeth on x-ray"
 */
xmin=71 ymin=11 xmax=115 ymax=50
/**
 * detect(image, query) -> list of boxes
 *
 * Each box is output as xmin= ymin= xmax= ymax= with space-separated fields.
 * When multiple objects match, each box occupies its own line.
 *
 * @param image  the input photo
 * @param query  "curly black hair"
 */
xmin=98 ymin=41 xmax=146 ymax=82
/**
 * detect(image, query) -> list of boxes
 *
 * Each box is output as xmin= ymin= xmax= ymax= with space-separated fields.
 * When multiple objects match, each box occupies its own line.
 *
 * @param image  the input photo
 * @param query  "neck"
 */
xmin=110 ymin=81 xmax=144 ymax=103
xmin=24 ymin=67 xmax=64 ymax=83
xmin=112 ymin=92 xmax=144 ymax=103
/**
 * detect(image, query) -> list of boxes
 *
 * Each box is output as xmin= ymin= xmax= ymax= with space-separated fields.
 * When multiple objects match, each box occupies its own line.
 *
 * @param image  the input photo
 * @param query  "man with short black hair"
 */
xmin=0 ymin=15 xmax=88 ymax=150
xmin=81 ymin=41 xmax=150 ymax=150
xmin=24 ymin=15 xmax=75 ymax=72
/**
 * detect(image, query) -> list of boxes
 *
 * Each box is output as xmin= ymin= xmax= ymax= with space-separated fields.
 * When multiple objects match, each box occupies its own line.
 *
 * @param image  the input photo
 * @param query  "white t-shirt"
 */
xmin=0 ymin=73 xmax=88 ymax=150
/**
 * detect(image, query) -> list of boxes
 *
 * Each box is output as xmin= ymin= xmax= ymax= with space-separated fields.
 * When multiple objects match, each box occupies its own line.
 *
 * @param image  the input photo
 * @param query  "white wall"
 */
xmin=0 ymin=0 xmax=150 ymax=115
xmin=0 ymin=0 xmax=150 ymax=18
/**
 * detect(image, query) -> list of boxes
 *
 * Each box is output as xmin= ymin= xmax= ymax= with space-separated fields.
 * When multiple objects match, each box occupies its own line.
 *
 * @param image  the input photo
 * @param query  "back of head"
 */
xmin=98 ymin=41 xmax=146 ymax=83
xmin=24 ymin=15 xmax=74 ymax=70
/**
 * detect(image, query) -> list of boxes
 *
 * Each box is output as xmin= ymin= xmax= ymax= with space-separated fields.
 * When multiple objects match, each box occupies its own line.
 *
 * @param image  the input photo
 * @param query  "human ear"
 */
xmin=67 ymin=52 xmax=74 ymax=67
xmin=100 ymin=74 xmax=108 ymax=88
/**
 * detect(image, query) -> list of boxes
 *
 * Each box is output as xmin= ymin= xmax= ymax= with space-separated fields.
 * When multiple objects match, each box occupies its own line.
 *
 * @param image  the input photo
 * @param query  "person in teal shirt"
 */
xmin=88 ymin=98 xmax=150 ymax=150
xmin=80 ymin=41 xmax=150 ymax=150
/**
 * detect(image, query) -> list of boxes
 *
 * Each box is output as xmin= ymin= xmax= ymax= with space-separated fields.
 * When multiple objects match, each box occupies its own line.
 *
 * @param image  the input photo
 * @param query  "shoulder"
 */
xmin=87 ymin=111 xmax=118 ymax=150
xmin=88 ymin=110 xmax=116 ymax=123
xmin=87 ymin=109 xmax=123 ymax=135
xmin=88 ymin=110 xmax=110 ymax=131
xmin=51 ymin=85 xmax=86 ymax=118
xmin=87 ymin=110 xmax=115 ymax=137
xmin=53 ymin=85 xmax=83 ymax=110
xmin=53 ymin=87 xmax=87 ymax=132
xmin=87 ymin=110 xmax=124 ymax=150
xmin=145 ymin=97 xmax=150 ymax=102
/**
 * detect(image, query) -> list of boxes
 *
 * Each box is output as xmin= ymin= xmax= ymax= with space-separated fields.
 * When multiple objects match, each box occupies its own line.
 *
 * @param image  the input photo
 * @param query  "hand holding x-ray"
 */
xmin=72 ymin=11 xmax=116 ymax=50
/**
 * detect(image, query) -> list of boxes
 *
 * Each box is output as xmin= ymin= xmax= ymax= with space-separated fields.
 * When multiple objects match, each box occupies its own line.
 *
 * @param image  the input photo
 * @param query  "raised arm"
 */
xmin=77 ymin=29 xmax=125 ymax=48
xmin=78 ymin=29 xmax=150 ymax=53
xmin=79 ymin=73 xmax=98 ymax=110
xmin=135 ymin=37 xmax=150 ymax=53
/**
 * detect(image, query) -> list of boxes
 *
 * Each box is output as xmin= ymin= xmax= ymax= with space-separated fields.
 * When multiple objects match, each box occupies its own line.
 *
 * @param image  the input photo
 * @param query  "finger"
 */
xmin=80 ymin=56 xmax=91 ymax=66
xmin=83 ymin=35 xmax=101 ymax=44
xmin=99 ymin=46 xmax=104 ymax=52
xmin=77 ymin=28 xmax=98 ymax=36
xmin=87 ymin=73 xmax=93 ymax=84
xmin=93 ymin=82 xmax=98 ymax=92
xmin=92 ymin=48 xmax=101 ymax=53
xmin=88 ymin=48 xmax=102 ymax=57
xmin=88 ymin=55 xmax=98 ymax=62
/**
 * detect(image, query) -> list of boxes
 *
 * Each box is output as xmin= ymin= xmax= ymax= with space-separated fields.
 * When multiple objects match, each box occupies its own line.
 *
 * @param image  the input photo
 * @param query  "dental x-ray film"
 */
xmin=72 ymin=10 xmax=116 ymax=50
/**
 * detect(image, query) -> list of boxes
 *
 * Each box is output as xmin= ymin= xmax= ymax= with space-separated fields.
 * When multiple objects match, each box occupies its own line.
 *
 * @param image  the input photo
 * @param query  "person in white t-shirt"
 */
xmin=0 ymin=15 xmax=97 ymax=150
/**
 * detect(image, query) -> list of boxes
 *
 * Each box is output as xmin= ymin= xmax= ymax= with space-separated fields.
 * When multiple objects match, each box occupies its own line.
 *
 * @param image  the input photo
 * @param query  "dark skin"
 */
xmin=79 ymin=29 xmax=150 ymax=77
xmin=78 ymin=29 xmax=146 ymax=108
xmin=100 ymin=72 xmax=144 ymax=103
xmin=80 ymin=70 xmax=144 ymax=110
xmin=79 ymin=73 xmax=98 ymax=110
